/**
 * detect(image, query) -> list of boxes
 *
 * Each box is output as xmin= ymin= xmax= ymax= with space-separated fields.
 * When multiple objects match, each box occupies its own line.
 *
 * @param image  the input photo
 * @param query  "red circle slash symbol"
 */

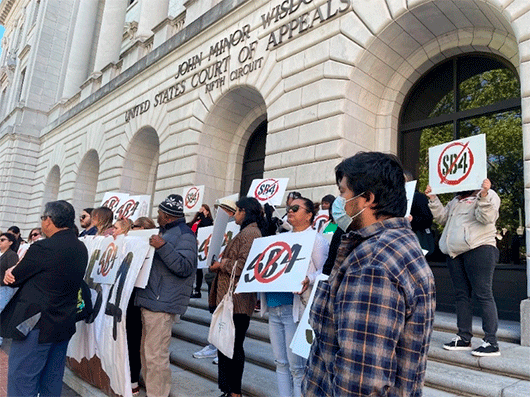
xmin=98 ymin=243 xmax=117 ymax=277
xmin=185 ymin=187 xmax=200 ymax=209
xmin=437 ymin=141 xmax=474 ymax=186
xmin=254 ymin=241 xmax=292 ymax=284
xmin=103 ymin=196 xmax=120 ymax=211
xmin=254 ymin=179 xmax=280 ymax=202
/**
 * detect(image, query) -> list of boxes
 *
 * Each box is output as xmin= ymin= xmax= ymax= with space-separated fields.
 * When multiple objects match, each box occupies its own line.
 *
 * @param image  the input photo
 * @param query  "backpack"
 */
xmin=76 ymin=280 xmax=94 ymax=322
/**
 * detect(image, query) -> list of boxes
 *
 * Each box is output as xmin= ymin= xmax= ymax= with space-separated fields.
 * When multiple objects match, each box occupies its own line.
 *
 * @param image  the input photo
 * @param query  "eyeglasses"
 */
xmin=288 ymin=204 xmax=308 ymax=213
xmin=30 ymin=233 xmax=41 ymax=238
xmin=80 ymin=215 xmax=87 ymax=220
xmin=40 ymin=215 xmax=49 ymax=221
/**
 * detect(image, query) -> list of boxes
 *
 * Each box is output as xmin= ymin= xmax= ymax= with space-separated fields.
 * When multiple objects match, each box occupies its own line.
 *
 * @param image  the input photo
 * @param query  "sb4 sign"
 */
xmin=235 ymin=231 xmax=316 ymax=293
xmin=247 ymin=178 xmax=289 ymax=206
xmin=428 ymin=134 xmax=487 ymax=195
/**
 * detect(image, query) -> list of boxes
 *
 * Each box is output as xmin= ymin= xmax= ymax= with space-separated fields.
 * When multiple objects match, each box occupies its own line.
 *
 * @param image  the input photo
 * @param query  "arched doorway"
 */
xmin=399 ymin=53 xmax=524 ymax=320
xmin=121 ymin=127 xmax=160 ymax=197
xmin=240 ymin=120 xmax=267 ymax=196
xmin=42 ymin=165 xmax=60 ymax=209
xmin=73 ymin=150 xmax=100 ymax=222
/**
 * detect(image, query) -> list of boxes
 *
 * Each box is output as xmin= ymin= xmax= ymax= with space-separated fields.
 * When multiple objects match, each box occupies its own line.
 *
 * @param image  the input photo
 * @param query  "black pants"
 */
xmin=218 ymin=314 xmax=250 ymax=394
xmin=194 ymin=269 xmax=203 ymax=293
xmin=126 ymin=290 xmax=142 ymax=384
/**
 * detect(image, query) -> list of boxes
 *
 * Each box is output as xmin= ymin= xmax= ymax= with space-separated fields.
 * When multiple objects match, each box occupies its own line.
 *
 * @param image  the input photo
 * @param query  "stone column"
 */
xmin=136 ymin=0 xmax=169 ymax=40
xmin=92 ymin=0 xmax=128 ymax=73
xmin=62 ymin=0 xmax=99 ymax=98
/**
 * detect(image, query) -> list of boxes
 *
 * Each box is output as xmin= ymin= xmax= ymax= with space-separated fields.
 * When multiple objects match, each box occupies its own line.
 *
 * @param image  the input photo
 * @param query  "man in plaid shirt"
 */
xmin=302 ymin=152 xmax=436 ymax=396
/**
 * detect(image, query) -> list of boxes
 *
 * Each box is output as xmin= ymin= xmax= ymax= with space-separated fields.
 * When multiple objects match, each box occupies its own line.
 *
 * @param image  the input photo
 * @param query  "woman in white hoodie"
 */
xmin=426 ymin=178 xmax=501 ymax=357
xmin=261 ymin=197 xmax=328 ymax=397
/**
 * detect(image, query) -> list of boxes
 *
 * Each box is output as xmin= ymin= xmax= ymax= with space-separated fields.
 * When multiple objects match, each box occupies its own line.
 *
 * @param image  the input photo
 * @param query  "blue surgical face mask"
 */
xmin=332 ymin=192 xmax=366 ymax=232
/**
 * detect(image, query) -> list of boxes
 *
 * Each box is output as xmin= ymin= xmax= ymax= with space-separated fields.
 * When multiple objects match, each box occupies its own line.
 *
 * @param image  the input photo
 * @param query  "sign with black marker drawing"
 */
xmin=101 ymin=192 xmax=151 ymax=221
xmin=247 ymin=178 xmax=289 ymax=206
xmin=428 ymin=134 xmax=486 ymax=195
xmin=182 ymin=185 xmax=205 ymax=213
xmin=235 ymin=230 xmax=316 ymax=293
xmin=197 ymin=222 xmax=240 ymax=269
xmin=312 ymin=210 xmax=330 ymax=233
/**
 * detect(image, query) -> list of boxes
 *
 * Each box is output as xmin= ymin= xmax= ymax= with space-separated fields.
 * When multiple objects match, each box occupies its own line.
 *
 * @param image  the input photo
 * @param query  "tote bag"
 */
xmin=208 ymin=261 xmax=237 ymax=358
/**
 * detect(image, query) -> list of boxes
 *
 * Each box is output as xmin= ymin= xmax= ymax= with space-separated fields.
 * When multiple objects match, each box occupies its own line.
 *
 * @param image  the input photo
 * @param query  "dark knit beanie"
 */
xmin=159 ymin=194 xmax=184 ymax=217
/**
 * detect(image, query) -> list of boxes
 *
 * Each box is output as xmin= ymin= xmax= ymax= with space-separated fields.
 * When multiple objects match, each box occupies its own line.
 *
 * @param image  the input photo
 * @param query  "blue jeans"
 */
xmin=447 ymin=245 xmax=499 ymax=344
xmin=268 ymin=305 xmax=306 ymax=397
xmin=8 ymin=328 xmax=70 ymax=397
xmin=0 ymin=286 xmax=16 ymax=345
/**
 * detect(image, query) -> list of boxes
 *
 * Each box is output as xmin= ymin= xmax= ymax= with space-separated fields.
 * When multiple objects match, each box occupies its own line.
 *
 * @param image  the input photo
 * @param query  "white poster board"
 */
xmin=235 ymin=231 xmax=316 ymax=293
xmin=197 ymin=222 xmax=239 ymax=269
xmin=68 ymin=234 xmax=151 ymax=397
xmin=101 ymin=192 xmax=151 ymax=221
xmin=312 ymin=210 xmax=330 ymax=233
xmin=290 ymin=274 xmax=329 ymax=358
xmin=182 ymin=185 xmax=205 ymax=214
xmin=405 ymin=180 xmax=417 ymax=218
xmin=206 ymin=209 xmax=231 ymax=267
xmin=90 ymin=236 xmax=124 ymax=284
xmin=127 ymin=229 xmax=158 ymax=288
xmin=247 ymin=178 xmax=289 ymax=206
xmin=428 ymin=134 xmax=486 ymax=195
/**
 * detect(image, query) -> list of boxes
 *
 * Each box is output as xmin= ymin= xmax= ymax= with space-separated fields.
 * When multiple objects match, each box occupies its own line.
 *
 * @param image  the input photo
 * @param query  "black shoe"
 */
xmin=471 ymin=341 xmax=500 ymax=357
xmin=443 ymin=336 xmax=472 ymax=351
xmin=190 ymin=291 xmax=201 ymax=298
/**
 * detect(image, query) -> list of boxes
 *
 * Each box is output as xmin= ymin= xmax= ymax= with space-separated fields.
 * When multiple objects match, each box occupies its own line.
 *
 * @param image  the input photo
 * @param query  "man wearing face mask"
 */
xmin=303 ymin=152 xmax=436 ymax=397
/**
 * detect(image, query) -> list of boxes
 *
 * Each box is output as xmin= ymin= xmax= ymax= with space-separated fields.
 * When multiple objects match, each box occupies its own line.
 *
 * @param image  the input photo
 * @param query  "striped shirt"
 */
xmin=302 ymin=217 xmax=435 ymax=396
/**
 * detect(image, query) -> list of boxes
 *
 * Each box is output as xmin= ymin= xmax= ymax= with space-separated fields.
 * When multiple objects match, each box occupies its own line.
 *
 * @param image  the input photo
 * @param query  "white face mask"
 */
xmin=331 ymin=192 xmax=365 ymax=232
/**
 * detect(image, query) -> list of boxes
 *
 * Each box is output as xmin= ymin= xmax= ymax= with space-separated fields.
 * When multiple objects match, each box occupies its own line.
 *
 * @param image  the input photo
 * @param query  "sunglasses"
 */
xmin=30 ymin=232 xmax=41 ymax=238
xmin=40 ymin=215 xmax=49 ymax=221
xmin=288 ymin=204 xmax=308 ymax=213
xmin=131 ymin=225 xmax=141 ymax=229
xmin=80 ymin=215 xmax=88 ymax=220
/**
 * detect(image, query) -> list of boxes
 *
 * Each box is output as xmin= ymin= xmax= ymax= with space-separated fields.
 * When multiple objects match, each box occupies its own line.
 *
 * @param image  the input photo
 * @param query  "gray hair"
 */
xmin=43 ymin=200 xmax=75 ymax=229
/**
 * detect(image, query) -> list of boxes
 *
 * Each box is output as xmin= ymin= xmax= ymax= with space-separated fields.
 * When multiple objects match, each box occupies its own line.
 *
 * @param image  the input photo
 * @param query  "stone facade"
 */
xmin=0 ymin=0 xmax=529 ymax=339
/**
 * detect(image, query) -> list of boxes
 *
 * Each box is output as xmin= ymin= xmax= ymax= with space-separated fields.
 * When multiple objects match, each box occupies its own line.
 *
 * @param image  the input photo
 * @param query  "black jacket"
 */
xmin=0 ymin=249 xmax=19 ymax=284
xmin=0 ymin=229 xmax=88 ymax=343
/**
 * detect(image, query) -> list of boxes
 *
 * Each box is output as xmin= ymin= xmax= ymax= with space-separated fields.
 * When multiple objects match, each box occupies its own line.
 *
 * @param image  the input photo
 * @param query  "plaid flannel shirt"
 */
xmin=302 ymin=218 xmax=435 ymax=396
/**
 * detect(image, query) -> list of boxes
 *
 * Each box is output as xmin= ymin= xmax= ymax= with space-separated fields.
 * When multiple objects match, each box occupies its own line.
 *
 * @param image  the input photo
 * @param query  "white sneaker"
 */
xmin=193 ymin=344 xmax=218 ymax=359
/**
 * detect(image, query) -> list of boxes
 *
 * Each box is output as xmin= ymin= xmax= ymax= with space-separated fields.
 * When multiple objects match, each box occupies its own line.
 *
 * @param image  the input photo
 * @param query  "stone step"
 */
xmin=433 ymin=311 xmax=520 ymax=344
xmin=425 ymin=360 xmax=530 ymax=397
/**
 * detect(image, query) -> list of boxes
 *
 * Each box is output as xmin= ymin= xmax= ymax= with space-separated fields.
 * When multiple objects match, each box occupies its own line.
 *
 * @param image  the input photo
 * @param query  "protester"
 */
xmin=0 ymin=232 xmax=18 ymax=346
xmin=113 ymin=218 xmax=133 ymax=238
xmin=132 ymin=216 xmax=156 ymax=230
xmin=27 ymin=227 xmax=43 ymax=243
xmin=194 ymin=199 xmax=238 ymax=363
xmin=1 ymin=201 xmax=88 ymax=396
xmin=426 ymin=178 xmax=501 ymax=356
xmin=6 ymin=226 xmax=24 ymax=252
xmin=188 ymin=204 xmax=214 ymax=299
xmin=91 ymin=206 xmax=115 ymax=236
xmin=79 ymin=208 xmax=97 ymax=237
xmin=209 ymin=197 xmax=264 ymax=397
xmin=320 ymin=194 xmax=335 ymax=210
xmin=127 ymin=216 xmax=155 ymax=395
xmin=278 ymin=191 xmax=302 ymax=233
xmin=134 ymin=194 xmax=198 ymax=397
xmin=260 ymin=197 xmax=328 ymax=397
xmin=303 ymin=152 xmax=436 ymax=396
xmin=404 ymin=170 xmax=435 ymax=255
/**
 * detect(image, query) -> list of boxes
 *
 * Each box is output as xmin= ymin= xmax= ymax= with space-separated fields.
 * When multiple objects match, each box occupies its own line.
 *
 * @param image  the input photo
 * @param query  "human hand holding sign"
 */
xmin=479 ymin=178 xmax=491 ymax=198
xmin=425 ymin=185 xmax=435 ymax=200
xmin=295 ymin=276 xmax=310 ymax=295
xmin=149 ymin=234 xmax=166 ymax=249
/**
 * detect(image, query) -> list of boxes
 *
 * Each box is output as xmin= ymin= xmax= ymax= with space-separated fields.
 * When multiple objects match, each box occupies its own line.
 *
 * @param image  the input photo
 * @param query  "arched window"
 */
xmin=399 ymin=54 xmax=524 ymax=320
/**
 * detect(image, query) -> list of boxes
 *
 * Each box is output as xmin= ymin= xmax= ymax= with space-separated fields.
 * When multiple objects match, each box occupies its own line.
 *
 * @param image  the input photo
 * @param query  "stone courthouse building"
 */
xmin=0 ymin=0 xmax=529 ymax=342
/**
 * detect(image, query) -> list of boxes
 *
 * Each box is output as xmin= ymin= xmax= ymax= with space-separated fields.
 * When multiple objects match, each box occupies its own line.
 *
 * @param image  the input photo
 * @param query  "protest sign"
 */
xmin=405 ymin=180 xmax=417 ymax=218
xmin=90 ymin=236 xmax=123 ymax=284
xmin=428 ymin=134 xmax=486 ymax=195
xmin=206 ymin=209 xmax=231 ymax=267
xmin=101 ymin=192 xmax=151 ymax=221
xmin=127 ymin=228 xmax=158 ymax=288
xmin=247 ymin=178 xmax=289 ymax=206
xmin=290 ymin=274 xmax=329 ymax=358
xmin=67 ymin=234 xmax=152 ymax=397
xmin=182 ymin=185 xmax=205 ymax=213
xmin=312 ymin=210 xmax=330 ymax=233
xmin=235 ymin=231 xmax=316 ymax=293
xmin=197 ymin=222 xmax=239 ymax=269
